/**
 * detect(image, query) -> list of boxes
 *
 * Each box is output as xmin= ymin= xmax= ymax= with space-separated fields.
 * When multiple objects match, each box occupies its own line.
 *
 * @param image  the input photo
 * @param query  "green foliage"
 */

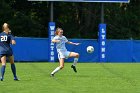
xmin=0 ymin=0 xmax=139 ymax=39
xmin=105 ymin=0 xmax=140 ymax=39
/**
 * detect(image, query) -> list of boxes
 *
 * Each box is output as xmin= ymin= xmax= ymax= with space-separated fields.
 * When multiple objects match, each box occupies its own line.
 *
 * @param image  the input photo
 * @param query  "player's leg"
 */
xmin=8 ymin=55 xmax=19 ymax=81
xmin=0 ymin=55 xmax=6 ymax=81
xmin=51 ymin=52 xmax=65 ymax=76
xmin=51 ymin=58 xmax=64 ymax=76
xmin=69 ymin=52 xmax=79 ymax=72
xmin=69 ymin=52 xmax=79 ymax=66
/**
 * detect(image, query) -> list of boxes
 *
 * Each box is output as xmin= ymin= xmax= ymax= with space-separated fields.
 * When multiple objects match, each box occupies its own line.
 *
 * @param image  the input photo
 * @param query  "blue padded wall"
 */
xmin=12 ymin=37 xmax=140 ymax=62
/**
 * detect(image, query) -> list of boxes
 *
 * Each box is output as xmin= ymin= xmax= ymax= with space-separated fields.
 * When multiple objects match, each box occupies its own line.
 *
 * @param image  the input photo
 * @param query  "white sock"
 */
xmin=73 ymin=58 xmax=78 ymax=66
xmin=51 ymin=67 xmax=61 ymax=75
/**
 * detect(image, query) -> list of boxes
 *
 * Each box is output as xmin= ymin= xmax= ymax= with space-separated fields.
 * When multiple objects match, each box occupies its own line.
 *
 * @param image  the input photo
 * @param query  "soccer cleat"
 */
xmin=71 ymin=65 xmax=77 ymax=73
xmin=0 ymin=77 xmax=3 ymax=81
xmin=0 ymin=78 xmax=3 ymax=81
xmin=50 ymin=74 xmax=54 ymax=77
xmin=14 ymin=77 xmax=19 ymax=81
xmin=14 ymin=79 xmax=19 ymax=81
xmin=14 ymin=78 xmax=19 ymax=81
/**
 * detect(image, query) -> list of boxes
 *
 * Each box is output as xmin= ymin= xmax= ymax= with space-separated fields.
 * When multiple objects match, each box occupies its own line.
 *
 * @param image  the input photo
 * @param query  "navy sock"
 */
xmin=11 ymin=64 xmax=17 ymax=78
xmin=1 ymin=65 xmax=6 ymax=79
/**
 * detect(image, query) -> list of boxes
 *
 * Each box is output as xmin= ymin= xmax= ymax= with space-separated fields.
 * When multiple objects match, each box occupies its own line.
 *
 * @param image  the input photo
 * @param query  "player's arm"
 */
xmin=67 ymin=41 xmax=80 ymax=45
xmin=52 ymin=39 xmax=60 ymax=43
xmin=64 ymin=36 xmax=80 ymax=45
xmin=10 ymin=34 xmax=16 ymax=45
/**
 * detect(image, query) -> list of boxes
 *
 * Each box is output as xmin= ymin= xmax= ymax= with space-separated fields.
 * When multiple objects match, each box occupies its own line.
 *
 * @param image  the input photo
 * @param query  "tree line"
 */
xmin=0 ymin=0 xmax=139 ymax=39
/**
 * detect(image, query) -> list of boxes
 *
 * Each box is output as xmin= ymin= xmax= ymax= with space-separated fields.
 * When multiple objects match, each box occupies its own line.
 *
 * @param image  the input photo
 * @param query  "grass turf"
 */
xmin=0 ymin=63 xmax=140 ymax=93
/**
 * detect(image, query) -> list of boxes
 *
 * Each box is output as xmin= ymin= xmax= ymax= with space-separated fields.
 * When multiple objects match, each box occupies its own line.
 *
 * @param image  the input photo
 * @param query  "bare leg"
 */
xmin=0 ymin=56 xmax=6 ymax=81
xmin=69 ymin=52 xmax=79 ymax=66
xmin=69 ymin=52 xmax=79 ymax=72
xmin=51 ymin=58 xmax=65 ymax=76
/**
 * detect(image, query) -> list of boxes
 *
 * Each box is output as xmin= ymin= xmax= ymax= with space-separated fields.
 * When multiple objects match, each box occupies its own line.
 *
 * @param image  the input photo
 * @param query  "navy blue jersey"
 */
xmin=0 ymin=32 xmax=14 ymax=56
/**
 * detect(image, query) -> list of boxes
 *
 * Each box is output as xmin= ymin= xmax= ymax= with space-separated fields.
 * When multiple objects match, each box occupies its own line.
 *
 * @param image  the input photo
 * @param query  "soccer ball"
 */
xmin=87 ymin=46 xmax=94 ymax=53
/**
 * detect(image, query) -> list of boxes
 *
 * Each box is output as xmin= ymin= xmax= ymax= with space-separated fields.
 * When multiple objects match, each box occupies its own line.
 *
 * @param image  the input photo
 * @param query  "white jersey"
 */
xmin=53 ymin=35 xmax=68 ymax=52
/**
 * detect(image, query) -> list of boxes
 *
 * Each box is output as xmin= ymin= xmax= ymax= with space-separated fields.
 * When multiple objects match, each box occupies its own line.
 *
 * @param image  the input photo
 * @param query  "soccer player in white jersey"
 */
xmin=51 ymin=27 xmax=80 ymax=76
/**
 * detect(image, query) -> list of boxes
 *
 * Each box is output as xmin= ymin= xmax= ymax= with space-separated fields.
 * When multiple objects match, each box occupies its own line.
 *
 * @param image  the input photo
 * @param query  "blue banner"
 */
xmin=28 ymin=0 xmax=130 ymax=3
xmin=48 ymin=22 xmax=56 ymax=62
xmin=99 ymin=24 xmax=106 ymax=62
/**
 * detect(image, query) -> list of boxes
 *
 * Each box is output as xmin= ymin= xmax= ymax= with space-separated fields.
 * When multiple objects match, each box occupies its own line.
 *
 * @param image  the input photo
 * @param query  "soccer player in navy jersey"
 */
xmin=0 ymin=23 xmax=19 ymax=81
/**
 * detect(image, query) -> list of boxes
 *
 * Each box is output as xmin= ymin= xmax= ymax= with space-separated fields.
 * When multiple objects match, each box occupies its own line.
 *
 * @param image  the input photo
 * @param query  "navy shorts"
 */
xmin=0 ymin=50 xmax=13 ymax=57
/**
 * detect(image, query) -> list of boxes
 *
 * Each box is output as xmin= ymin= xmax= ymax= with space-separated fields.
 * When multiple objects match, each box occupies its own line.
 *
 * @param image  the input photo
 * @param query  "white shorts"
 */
xmin=57 ymin=50 xmax=71 ymax=59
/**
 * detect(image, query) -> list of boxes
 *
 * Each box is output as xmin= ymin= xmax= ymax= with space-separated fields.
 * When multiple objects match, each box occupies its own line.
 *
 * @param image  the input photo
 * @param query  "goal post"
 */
xmin=28 ymin=0 xmax=130 ymax=3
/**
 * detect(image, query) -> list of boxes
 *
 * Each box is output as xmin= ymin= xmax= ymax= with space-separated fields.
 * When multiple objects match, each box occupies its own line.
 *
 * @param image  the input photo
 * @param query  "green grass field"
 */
xmin=0 ymin=63 xmax=140 ymax=93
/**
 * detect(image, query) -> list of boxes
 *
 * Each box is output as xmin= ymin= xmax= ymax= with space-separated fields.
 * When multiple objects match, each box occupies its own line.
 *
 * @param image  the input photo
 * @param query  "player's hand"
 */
xmin=74 ymin=43 xmax=80 ymax=45
xmin=56 ymin=40 xmax=61 ymax=43
xmin=11 ymin=40 xmax=16 ymax=45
